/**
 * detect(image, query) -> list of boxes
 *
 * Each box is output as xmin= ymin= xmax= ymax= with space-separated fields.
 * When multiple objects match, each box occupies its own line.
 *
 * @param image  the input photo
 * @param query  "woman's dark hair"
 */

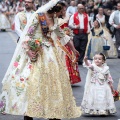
xmin=47 ymin=2 xmax=63 ymax=14
xmin=99 ymin=53 xmax=106 ymax=61
xmin=58 ymin=1 xmax=67 ymax=7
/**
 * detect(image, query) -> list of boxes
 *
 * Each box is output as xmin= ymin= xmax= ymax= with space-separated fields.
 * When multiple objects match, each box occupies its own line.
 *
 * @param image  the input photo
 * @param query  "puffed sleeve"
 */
xmin=106 ymin=72 xmax=114 ymax=83
xmin=52 ymin=24 xmax=71 ymax=46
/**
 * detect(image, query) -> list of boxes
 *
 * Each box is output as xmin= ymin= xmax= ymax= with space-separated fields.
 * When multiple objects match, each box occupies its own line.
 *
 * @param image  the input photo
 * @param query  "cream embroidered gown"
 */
xmin=0 ymin=13 xmax=81 ymax=119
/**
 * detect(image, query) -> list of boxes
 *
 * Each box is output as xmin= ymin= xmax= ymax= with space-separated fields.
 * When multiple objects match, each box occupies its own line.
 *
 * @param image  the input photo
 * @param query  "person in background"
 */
xmin=86 ymin=19 xmax=106 ymax=59
xmin=96 ymin=7 xmax=117 ymax=58
xmin=66 ymin=0 xmax=77 ymax=16
xmin=109 ymin=2 xmax=120 ymax=58
xmin=16 ymin=1 xmax=24 ymax=13
xmin=0 ymin=2 xmax=10 ymax=31
xmin=81 ymin=53 xmax=116 ymax=115
xmin=14 ymin=0 xmax=35 ymax=42
xmin=69 ymin=3 xmax=90 ymax=65
xmin=58 ymin=1 xmax=81 ymax=84
xmin=0 ymin=0 xmax=81 ymax=120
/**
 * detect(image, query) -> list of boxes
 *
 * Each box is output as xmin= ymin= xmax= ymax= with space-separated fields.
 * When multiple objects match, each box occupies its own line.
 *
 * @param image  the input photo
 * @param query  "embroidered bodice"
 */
xmin=90 ymin=64 xmax=113 ymax=85
xmin=91 ymin=28 xmax=103 ymax=36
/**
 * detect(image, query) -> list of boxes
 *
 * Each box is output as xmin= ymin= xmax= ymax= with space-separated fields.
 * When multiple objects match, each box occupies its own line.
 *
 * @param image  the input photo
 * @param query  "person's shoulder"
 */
xmin=16 ymin=11 xmax=25 ymax=16
xmin=111 ymin=10 xmax=117 ymax=15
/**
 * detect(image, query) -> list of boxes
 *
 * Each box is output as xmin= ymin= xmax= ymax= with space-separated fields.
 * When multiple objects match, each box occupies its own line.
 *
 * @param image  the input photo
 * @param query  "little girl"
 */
xmin=81 ymin=53 xmax=116 ymax=115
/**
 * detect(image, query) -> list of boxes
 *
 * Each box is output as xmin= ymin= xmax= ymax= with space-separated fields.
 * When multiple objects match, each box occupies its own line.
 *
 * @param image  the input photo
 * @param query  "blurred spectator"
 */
xmin=14 ymin=0 xmax=34 ymax=39
xmin=16 ymin=1 xmax=24 ymax=13
xmin=96 ymin=7 xmax=117 ymax=58
xmin=0 ymin=2 xmax=10 ymax=31
xmin=66 ymin=0 xmax=77 ymax=16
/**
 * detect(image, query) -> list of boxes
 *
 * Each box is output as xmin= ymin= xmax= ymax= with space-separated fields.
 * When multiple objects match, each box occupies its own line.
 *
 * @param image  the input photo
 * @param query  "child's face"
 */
xmin=94 ymin=54 xmax=104 ymax=66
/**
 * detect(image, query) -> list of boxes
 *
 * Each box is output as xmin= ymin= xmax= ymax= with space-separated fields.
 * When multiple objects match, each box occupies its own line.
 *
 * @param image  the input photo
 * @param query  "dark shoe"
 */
xmin=24 ymin=116 xmax=33 ymax=120
xmin=118 ymin=56 xmax=120 ymax=59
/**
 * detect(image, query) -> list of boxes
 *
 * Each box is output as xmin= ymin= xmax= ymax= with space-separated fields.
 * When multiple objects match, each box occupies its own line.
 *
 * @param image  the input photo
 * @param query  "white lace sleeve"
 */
xmin=60 ymin=35 xmax=71 ymax=46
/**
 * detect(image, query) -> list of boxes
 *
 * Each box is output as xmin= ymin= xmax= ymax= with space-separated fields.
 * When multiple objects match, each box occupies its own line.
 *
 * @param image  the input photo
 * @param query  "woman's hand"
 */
xmin=26 ymin=49 xmax=38 ymax=61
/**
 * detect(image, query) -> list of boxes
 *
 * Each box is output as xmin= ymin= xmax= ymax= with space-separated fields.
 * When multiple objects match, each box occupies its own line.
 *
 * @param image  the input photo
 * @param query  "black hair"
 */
xmin=99 ymin=53 xmax=106 ymax=61
xmin=58 ymin=1 xmax=67 ymax=7
xmin=47 ymin=2 xmax=63 ymax=14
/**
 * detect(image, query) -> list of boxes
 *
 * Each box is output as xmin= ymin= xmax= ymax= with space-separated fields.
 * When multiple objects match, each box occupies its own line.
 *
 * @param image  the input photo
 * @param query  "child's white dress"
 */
xmin=81 ymin=62 xmax=116 ymax=115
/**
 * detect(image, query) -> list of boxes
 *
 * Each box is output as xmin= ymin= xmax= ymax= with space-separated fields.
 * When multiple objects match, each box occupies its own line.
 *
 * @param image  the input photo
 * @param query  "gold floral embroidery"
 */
xmin=26 ymin=48 xmax=81 ymax=118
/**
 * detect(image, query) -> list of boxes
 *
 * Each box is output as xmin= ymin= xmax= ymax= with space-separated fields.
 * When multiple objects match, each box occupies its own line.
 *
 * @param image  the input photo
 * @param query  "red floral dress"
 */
xmin=60 ymin=23 xmax=81 ymax=84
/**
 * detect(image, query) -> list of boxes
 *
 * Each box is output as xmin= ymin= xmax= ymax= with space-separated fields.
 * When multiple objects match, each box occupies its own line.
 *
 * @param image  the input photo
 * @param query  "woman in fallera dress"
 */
xmin=86 ymin=19 xmax=106 ymax=59
xmin=96 ymin=7 xmax=117 ymax=58
xmin=0 ymin=2 xmax=10 ymax=31
xmin=58 ymin=1 xmax=81 ymax=84
xmin=0 ymin=0 xmax=81 ymax=120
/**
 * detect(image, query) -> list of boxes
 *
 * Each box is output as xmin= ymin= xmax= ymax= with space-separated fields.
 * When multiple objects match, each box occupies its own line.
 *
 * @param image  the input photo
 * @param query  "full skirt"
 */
xmin=0 ymin=45 xmax=81 ymax=119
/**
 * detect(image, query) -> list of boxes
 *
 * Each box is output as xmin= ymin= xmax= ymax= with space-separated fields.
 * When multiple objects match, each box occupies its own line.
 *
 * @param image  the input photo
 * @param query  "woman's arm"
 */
xmin=66 ymin=39 xmax=79 ymax=56
xmin=54 ymin=25 xmax=79 ymax=56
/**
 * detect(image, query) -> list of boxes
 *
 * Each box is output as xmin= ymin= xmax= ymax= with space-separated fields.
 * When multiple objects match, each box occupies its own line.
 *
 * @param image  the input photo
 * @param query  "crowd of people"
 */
xmin=0 ymin=0 xmax=120 ymax=120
